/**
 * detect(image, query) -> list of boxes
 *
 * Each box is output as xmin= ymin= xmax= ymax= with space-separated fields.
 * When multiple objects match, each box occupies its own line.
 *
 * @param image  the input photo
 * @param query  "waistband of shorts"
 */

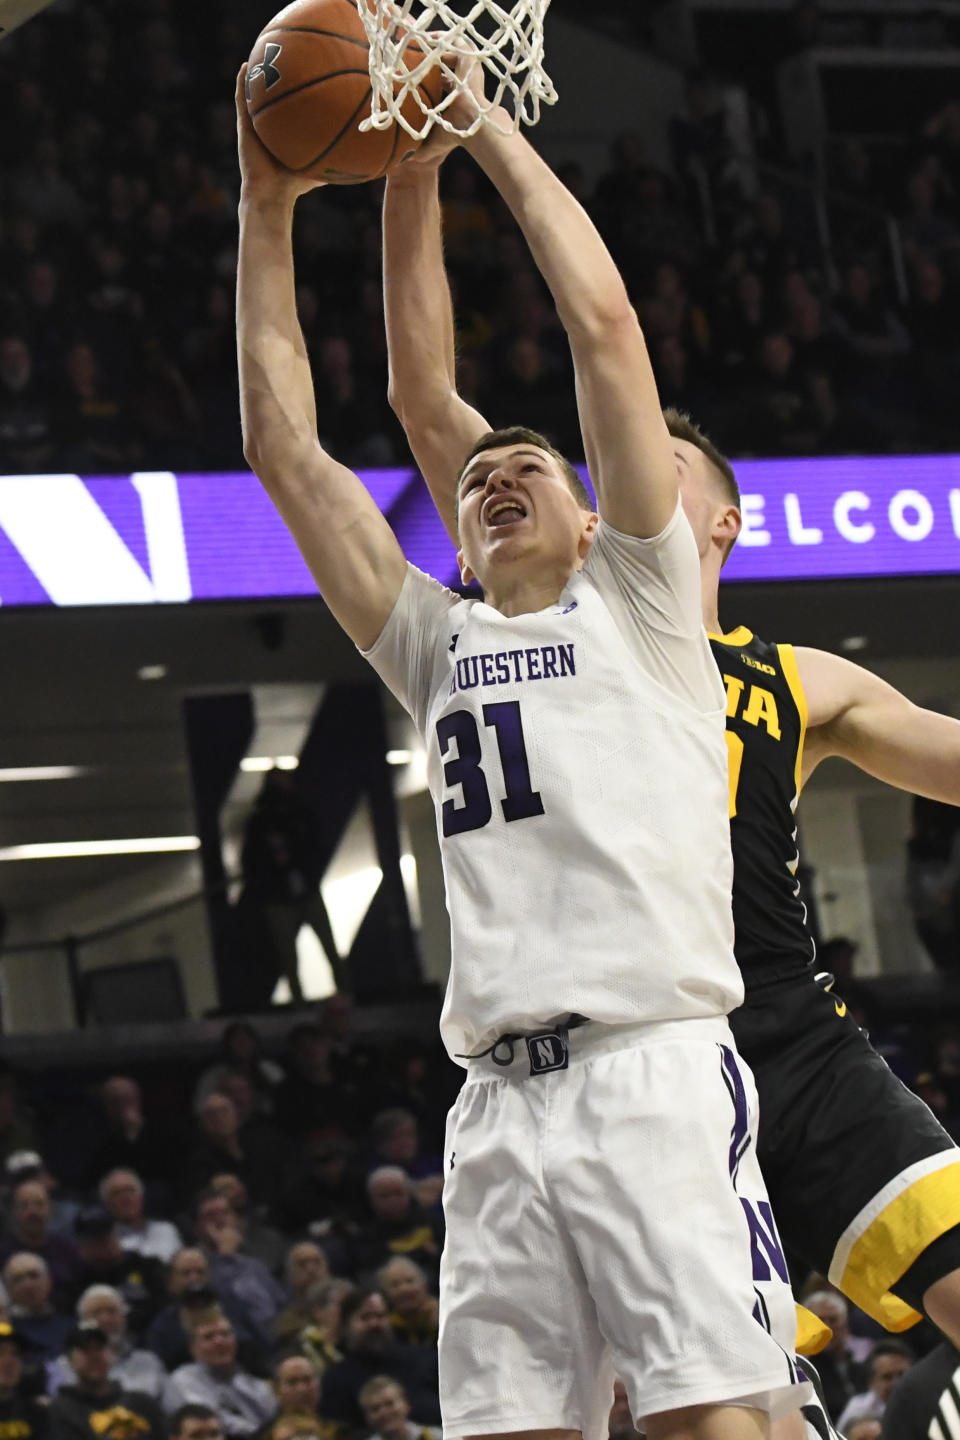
xmin=462 ymin=1013 xmax=735 ymax=1082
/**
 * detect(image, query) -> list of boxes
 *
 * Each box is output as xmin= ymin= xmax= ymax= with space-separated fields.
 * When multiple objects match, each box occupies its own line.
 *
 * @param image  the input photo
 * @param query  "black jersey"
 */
xmin=708 ymin=627 xmax=815 ymax=987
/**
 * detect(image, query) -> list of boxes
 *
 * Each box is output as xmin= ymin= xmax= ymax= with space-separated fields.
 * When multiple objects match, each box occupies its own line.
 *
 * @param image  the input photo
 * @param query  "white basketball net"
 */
xmin=356 ymin=0 xmax=557 ymax=140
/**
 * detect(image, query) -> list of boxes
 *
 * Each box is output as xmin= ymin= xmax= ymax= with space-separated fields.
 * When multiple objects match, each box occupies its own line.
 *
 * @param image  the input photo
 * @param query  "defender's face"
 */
xmin=675 ymin=440 xmax=738 ymax=562
xmin=456 ymin=445 xmax=594 ymax=588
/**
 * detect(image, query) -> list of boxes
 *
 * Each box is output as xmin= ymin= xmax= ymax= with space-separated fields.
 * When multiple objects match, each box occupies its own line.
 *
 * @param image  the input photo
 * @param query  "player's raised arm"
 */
xmin=460 ymin=109 xmax=676 ymax=540
xmin=235 ymin=69 xmax=407 ymax=652
xmin=382 ymin=160 xmax=491 ymax=545
xmin=798 ymin=647 xmax=960 ymax=801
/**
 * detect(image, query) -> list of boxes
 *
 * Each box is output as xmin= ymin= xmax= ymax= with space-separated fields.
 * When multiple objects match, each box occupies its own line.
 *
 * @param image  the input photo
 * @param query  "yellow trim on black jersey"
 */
xmin=795 ymin=1303 xmax=832 ymax=1357
xmin=830 ymin=1154 xmax=960 ymax=1332
xmin=776 ymin=643 xmax=807 ymax=797
xmin=706 ymin=626 xmax=754 ymax=645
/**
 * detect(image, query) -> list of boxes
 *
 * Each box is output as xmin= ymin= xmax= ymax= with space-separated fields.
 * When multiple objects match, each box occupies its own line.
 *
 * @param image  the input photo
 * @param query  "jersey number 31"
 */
xmin=437 ymin=701 xmax=545 ymax=836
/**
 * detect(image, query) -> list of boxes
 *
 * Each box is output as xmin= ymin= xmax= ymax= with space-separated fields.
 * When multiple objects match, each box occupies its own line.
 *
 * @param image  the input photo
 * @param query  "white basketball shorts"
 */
xmin=438 ymin=1016 xmax=811 ymax=1436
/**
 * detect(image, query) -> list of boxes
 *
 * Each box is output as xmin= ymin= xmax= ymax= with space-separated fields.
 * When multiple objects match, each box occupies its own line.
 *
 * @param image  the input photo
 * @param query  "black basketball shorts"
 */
xmin=731 ymin=971 xmax=960 ymax=1330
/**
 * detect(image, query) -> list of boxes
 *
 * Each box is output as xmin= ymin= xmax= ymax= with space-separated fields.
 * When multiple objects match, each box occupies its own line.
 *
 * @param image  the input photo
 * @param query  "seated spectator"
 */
xmin=194 ymin=1025 xmax=284 ymax=1119
xmin=56 ymin=339 xmax=138 ymax=473
xmin=716 ymin=270 xmax=771 ymax=372
xmin=317 ymin=997 xmax=369 ymax=1092
xmin=100 ymin=1170 xmax=182 ymax=1265
xmin=263 ymin=1355 xmax=349 ymax=1439
xmin=350 ymin=1171 xmax=443 ymax=1280
xmin=86 ymin=1078 xmax=178 ymax=1203
xmin=836 ymin=1341 xmax=913 ymax=1432
xmin=273 ymin=1244 xmax=330 ymax=1344
xmin=743 ymin=332 xmax=830 ymax=455
xmin=804 ymin=1290 xmax=870 ymax=1420
xmin=376 ymin=1262 xmax=437 ymax=1349
xmin=191 ymin=1192 xmax=286 ymax=1336
xmin=367 ymin=1114 xmax=442 ymax=1209
xmin=485 ymin=337 xmax=576 ymax=458
xmin=376 ymin=1046 xmax=451 ymax=1161
xmin=206 ymin=1177 xmax=285 ymax=1276
xmin=4 ymin=1253 xmax=73 ymax=1360
xmin=0 ymin=1180 xmax=81 ymax=1294
xmin=833 ymin=264 xmax=910 ymax=364
xmin=49 ymin=1287 xmax=166 ymax=1399
xmin=162 ymin=1310 xmax=276 ymax=1436
xmin=48 ymin=1323 xmax=166 ymax=1440
xmin=319 ymin=1290 xmax=439 ymax=1428
xmin=0 ymin=1322 xmax=47 ymax=1440
xmin=169 ymin=1405 xmax=225 ymax=1440
xmin=70 ymin=1208 xmax=166 ymax=1337
xmin=295 ymin=1281 xmax=354 ymax=1378
xmin=144 ymin=1250 xmax=265 ymax=1373
xmin=651 ymin=335 xmax=717 ymax=421
xmin=186 ymin=1097 xmax=286 ymax=1211
xmin=269 ymin=1356 xmax=321 ymax=1420
xmin=357 ymin=1376 xmax=437 ymax=1440
xmin=274 ymin=1140 xmax=366 ymax=1245
xmin=3 ymin=1152 xmax=79 ymax=1238
xmin=0 ymin=335 xmax=56 ymax=472
xmin=273 ymin=1030 xmax=358 ymax=1142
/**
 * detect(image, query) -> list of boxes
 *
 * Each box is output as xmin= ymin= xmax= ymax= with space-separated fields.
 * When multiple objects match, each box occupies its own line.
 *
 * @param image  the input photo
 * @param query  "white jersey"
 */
xmin=364 ymin=501 xmax=742 ymax=1062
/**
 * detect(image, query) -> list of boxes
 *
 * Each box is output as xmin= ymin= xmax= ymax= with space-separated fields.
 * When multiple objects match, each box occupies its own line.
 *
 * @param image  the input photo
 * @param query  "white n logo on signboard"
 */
xmin=0 ymin=472 xmax=191 ymax=606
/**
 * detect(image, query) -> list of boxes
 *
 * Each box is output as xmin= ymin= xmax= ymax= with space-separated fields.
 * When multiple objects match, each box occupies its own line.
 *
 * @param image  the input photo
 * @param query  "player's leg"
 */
xmin=551 ymin=1024 xmax=809 ymax=1434
xmin=732 ymin=973 xmax=960 ymax=1339
xmin=770 ymin=1410 xmax=805 ymax=1440
xmin=645 ymin=1404 xmax=768 ymax=1440
xmin=439 ymin=1070 xmax=613 ymax=1439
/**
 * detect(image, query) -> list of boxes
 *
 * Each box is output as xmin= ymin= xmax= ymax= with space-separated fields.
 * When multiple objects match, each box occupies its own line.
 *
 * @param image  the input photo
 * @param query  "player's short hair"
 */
xmin=663 ymin=408 xmax=740 ymax=566
xmin=455 ymin=426 xmax=594 ymax=529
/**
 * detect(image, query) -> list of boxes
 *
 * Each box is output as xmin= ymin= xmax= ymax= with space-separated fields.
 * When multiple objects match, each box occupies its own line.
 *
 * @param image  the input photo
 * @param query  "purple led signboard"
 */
xmin=0 ymin=455 xmax=958 ymax=608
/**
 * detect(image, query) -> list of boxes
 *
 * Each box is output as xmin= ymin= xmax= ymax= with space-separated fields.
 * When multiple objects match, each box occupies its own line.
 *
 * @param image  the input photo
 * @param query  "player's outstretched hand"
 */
xmin=236 ymin=66 xmax=326 ymax=204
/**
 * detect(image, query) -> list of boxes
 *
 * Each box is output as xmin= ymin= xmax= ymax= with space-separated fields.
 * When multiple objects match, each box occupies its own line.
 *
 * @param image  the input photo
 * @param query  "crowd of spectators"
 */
xmin=1 ymin=0 xmax=959 ymax=479
xmin=0 ymin=1000 xmax=460 ymax=1440
xmin=0 ymin=986 xmax=954 ymax=1435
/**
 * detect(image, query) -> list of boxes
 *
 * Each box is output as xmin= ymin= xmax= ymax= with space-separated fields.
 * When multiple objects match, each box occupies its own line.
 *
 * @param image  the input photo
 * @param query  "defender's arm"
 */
xmin=797 ymin=647 xmax=960 ymax=802
xmin=463 ymin=118 xmax=676 ymax=539
xmin=383 ymin=163 xmax=490 ymax=544
xmin=236 ymin=71 xmax=406 ymax=651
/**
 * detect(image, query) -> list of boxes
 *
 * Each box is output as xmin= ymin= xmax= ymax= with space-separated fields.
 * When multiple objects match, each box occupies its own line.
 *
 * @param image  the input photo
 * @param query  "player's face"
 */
xmin=456 ymin=445 xmax=595 ymax=588
xmin=674 ymin=440 xmax=739 ymax=564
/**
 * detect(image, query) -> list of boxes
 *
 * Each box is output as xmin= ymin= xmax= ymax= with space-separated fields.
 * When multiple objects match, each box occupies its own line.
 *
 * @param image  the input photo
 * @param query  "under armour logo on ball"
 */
xmin=247 ymin=42 xmax=283 ymax=97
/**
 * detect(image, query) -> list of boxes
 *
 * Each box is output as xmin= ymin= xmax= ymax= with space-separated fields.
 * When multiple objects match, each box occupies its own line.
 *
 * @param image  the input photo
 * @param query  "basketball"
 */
xmin=244 ymin=0 xmax=442 ymax=184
